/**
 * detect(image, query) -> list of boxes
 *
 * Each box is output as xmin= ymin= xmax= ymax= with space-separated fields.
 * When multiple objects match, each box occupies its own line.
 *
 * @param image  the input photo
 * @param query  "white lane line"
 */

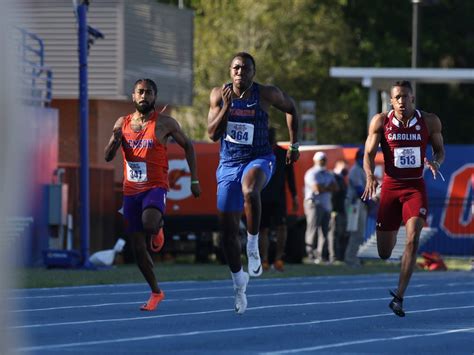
xmin=13 ymin=271 xmax=464 ymax=294
xmin=262 ymin=326 xmax=474 ymax=354
xmin=10 ymin=271 xmax=471 ymax=293
xmin=9 ymin=272 xmax=474 ymax=300
xmin=9 ymin=284 xmax=431 ymax=313
xmin=9 ymin=278 xmax=403 ymax=300
xmin=9 ymin=280 xmax=364 ymax=300
xmin=16 ymin=305 xmax=474 ymax=352
xmin=10 ymin=274 xmax=388 ymax=292
xmin=12 ymin=285 xmax=474 ymax=313
xmin=12 ymin=290 xmax=474 ymax=328
xmin=12 ymin=275 xmax=474 ymax=300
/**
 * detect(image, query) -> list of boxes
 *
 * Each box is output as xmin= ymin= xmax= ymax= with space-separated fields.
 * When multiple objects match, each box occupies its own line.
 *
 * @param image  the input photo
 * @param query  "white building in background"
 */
xmin=15 ymin=0 xmax=194 ymax=105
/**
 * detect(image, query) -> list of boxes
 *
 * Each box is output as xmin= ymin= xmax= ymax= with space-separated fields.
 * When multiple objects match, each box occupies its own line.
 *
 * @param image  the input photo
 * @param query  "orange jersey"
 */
xmin=121 ymin=112 xmax=169 ymax=195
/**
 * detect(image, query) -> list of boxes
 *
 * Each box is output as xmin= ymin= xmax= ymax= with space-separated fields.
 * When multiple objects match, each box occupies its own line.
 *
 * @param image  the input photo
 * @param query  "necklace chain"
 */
xmin=238 ymin=82 xmax=253 ymax=99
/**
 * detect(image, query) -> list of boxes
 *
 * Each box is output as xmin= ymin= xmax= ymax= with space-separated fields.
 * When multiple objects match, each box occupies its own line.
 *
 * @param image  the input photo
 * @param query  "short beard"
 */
xmin=134 ymin=101 xmax=155 ymax=115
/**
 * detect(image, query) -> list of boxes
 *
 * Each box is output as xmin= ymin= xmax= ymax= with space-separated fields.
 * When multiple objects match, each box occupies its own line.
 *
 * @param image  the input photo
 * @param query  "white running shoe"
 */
xmin=234 ymin=272 xmax=249 ymax=314
xmin=247 ymin=248 xmax=263 ymax=277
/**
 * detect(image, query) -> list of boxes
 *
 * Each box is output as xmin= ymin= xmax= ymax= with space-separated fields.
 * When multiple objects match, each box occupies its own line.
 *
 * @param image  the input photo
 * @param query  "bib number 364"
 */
xmin=224 ymin=122 xmax=254 ymax=145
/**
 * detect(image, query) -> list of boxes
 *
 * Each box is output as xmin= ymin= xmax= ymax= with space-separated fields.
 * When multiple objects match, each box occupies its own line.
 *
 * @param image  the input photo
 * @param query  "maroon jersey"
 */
xmin=381 ymin=109 xmax=430 ymax=180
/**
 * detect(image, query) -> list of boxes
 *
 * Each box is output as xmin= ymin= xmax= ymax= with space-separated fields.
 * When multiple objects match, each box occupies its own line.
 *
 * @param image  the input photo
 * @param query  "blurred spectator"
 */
xmin=304 ymin=151 xmax=339 ymax=264
xmin=344 ymin=148 xmax=368 ymax=267
xmin=259 ymin=127 xmax=298 ymax=272
xmin=330 ymin=159 xmax=349 ymax=262
xmin=364 ymin=166 xmax=383 ymax=239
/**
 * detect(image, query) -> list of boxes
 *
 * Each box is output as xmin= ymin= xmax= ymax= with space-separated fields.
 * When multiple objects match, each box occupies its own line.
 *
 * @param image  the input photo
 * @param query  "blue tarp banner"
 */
xmin=421 ymin=145 xmax=474 ymax=256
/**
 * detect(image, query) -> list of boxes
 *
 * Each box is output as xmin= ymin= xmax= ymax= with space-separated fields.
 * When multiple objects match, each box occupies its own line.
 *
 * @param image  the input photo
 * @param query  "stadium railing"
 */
xmin=17 ymin=27 xmax=53 ymax=107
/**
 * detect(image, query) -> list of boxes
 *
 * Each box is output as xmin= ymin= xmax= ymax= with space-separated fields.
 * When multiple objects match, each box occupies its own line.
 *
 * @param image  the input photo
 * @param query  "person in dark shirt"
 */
xmin=330 ymin=159 xmax=348 ymax=262
xmin=259 ymin=127 xmax=298 ymax=272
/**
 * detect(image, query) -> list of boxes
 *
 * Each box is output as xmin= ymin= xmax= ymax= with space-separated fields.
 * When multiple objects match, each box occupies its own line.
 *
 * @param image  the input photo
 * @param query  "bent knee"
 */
xmin=376 ymin=231 xmax=397 ymax=260
xmin=378 ymin=251 xmax=392 ymax=260
xmin=142 ymin=221 xmax=161 ymax=235
xmin=242 ymin=188 xmax=260 ymax=203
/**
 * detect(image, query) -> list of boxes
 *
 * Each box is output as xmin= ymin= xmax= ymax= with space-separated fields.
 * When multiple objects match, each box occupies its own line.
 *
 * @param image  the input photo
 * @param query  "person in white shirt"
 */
xmin=304 ymin=151 xmax=338 ymax=263
xmin=344 ymin=148 xmax=368 ymax=268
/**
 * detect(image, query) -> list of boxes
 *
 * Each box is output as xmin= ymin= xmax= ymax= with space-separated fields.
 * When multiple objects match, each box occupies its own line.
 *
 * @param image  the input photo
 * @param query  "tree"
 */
xmin=174 ymin=0 xmax=361 ymax=143
xmin=161 ymin=0 xmax=474 ymax=144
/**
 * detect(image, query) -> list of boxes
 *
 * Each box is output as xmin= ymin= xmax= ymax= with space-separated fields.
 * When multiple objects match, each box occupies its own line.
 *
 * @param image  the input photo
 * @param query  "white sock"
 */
xmin=247 ymin=232 xmax=259 ymax=251
xmin=231 ymin=268 xmax=245 ymax=287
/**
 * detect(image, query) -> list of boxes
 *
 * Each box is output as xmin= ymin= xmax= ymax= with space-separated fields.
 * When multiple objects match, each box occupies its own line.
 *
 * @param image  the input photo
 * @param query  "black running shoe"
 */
xmin=389 ymin=289 xmax=405 ymax=317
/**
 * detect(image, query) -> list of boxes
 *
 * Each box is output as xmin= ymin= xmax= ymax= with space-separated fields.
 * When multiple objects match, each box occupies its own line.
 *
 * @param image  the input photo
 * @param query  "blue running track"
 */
xmin=9 ymin=271 xmax=474 ymax=354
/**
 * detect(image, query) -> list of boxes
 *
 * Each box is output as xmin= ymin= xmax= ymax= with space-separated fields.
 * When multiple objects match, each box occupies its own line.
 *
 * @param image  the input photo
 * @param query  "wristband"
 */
xmin=289 ymin=142 xmax=300 ymax=151
xmin=191 ymin=180 xmax=200 ymax=184
xmin=432 ymin=160 xmax=441 ymax=168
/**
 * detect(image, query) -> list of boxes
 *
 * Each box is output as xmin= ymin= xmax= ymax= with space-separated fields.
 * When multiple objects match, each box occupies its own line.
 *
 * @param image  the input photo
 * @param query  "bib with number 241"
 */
xmin=394 ymin=147 xmax=421 ymax=168
xmin=126 ymin=161 xmax=148 ymax=182
xmin=224 ymin=122 xmax=254 ymax=145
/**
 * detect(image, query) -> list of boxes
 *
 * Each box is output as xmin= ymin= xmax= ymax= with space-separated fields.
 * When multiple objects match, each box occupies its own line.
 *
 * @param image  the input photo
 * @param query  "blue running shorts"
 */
xmin=216 ymin=154 xmax=275 ymax=212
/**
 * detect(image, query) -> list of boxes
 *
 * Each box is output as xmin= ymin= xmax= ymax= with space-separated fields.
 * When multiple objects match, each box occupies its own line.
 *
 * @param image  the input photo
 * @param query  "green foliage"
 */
xmin=160 ymin=0 xmax=474 ymax=144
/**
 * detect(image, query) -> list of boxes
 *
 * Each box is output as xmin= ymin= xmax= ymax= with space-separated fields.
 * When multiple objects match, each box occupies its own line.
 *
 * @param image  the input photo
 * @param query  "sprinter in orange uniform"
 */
xmin=105 ymin=79 xmax=200 ymax=311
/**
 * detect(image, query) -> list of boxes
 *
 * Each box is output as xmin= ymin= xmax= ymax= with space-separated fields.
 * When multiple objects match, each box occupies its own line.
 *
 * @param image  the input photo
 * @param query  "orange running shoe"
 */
xmin=150 ymin=228 xmax=164 ymax=252
xmin=140 ymin=291 xmax=165 ymax=311
xmin=273 ymin=259 xmax=285 ymax=272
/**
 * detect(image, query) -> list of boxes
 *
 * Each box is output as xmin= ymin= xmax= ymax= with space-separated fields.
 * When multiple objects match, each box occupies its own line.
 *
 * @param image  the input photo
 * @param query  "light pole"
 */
xmin=411 ymin=0 xmax=421 ymax=98
xmin=75 ymin=0 xmax=103 ymax=268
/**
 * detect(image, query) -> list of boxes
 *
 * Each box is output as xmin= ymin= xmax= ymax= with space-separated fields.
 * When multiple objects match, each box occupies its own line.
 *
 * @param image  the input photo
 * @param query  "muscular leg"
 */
xmin=241 ymin=167 xmax=267 ymax=276
xmin=219 ymin=211 xmax=243 ymax=273
xmin=396 ymin=217 xmax=423 ymax=298
xmin=376 ymin=230 xmax=398 ymax=260
xmin=132 ymin=208 xmax=163 ymax=294
xmin=131 ymin=231 xmax=159 ymax=294
xmin=142 ymin=208 xmax=163 ymax=233
xmin=242 ymin=168 xmax=267 ymax=234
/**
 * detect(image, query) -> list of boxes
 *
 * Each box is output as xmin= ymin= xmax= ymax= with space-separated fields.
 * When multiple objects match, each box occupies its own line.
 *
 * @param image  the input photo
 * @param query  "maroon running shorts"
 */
xmin=376 ymin=176 xmax=428 ymax=231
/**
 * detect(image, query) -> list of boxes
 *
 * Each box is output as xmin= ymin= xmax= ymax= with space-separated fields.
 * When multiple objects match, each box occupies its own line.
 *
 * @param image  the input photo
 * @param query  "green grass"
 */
xmin=16 ymin=257 xmax=471 ymax=289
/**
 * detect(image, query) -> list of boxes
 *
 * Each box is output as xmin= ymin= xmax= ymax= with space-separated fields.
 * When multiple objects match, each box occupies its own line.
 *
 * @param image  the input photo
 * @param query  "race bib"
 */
xmin=224 ymin=122 xmax=254 ymax=145
xmin=394 ymin=147 xmax=421 ymax=168
xmin=126 ymin=161 xmax=147 ymax=182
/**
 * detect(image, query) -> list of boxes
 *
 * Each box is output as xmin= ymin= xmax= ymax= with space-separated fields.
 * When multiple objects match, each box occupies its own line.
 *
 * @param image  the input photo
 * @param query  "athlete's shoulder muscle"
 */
xmin=421 ymin=111 xmax=442 ymax=134
xmin=368 ymin=113 xmax=385 ymax=134
xmin=114 ymin=116 xmax=126 ymax=129
xmin=209 ymin=86 xmax=223 ymax=107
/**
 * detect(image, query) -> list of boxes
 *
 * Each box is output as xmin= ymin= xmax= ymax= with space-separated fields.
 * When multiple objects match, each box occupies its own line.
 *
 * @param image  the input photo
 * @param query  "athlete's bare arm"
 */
xmin=261 ymin=85 xmax=300 ymax=164
xmin=362 ymin=114 xmax=384 ymax=201
xmin=207 ymin=85 xmax=232 ymax=142
xmin=163 ymin=117 xmax=201 ymax=198
xmin=424 ymin=112 xmax=445 ymax=179
xmin=104 ymin=116 xmax=125 ymax=162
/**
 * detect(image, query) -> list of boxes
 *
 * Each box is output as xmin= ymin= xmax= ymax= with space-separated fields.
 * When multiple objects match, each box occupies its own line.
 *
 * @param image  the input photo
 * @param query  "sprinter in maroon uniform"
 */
xmin=362 ymin=81 xmax=445 ymax=317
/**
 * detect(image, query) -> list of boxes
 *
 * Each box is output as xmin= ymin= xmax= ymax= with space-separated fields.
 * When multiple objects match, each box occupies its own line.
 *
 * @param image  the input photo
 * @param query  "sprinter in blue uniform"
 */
xmin=207 ymin=52 xmax=300 ymax=314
